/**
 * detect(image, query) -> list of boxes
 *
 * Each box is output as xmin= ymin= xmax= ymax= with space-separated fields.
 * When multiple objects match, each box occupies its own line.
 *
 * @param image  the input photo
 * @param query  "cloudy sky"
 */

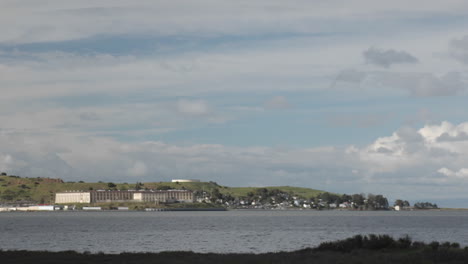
xmin=1 ymin=0 xmax=468 ymax=207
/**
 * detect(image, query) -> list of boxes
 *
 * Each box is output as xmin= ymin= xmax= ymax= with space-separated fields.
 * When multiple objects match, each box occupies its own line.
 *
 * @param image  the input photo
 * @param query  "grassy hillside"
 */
xmin=222 ymin=186 xmax=326 ymax=199
xmin=0 ymin=175 xmax=327 ymax=204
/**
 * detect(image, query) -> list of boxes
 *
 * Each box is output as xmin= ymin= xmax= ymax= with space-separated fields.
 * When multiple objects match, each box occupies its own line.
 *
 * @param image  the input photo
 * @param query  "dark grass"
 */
xmin=2 ymin=235 xmax=468 ymax=264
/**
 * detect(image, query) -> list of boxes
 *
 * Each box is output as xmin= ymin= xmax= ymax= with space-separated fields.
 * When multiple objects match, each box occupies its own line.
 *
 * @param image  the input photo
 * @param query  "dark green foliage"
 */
xmin=1 ymin=190 xmax=16 ymax=200
xmin=394 ymin=199 xmax=411 ymax=207
xmin=156 ymin=185 xmax=173 ymax=190
xmin=135 ymin=182 xmax=144 ymax=190
xmin=317 ymin=234 xmax=400 ymax=252
xmin=414 ymin=202 xmax=438 ymax=209
xmin=398 ymin=235 xmax=413 ymax=249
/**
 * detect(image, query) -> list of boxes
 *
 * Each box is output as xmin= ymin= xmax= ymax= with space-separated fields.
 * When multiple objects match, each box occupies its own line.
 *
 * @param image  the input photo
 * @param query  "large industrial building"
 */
xmin=55 ymin=190 xmax=194 ymax=204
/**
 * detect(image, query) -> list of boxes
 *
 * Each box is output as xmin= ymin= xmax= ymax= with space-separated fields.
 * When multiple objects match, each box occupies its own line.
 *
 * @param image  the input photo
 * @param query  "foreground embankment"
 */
xmin=2 ymin=235 xmax=468 ymax=264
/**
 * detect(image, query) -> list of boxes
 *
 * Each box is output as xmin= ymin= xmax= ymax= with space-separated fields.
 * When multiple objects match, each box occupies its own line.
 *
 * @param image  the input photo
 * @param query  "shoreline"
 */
xmin=2 ymin=207 xmax=468 ymax=213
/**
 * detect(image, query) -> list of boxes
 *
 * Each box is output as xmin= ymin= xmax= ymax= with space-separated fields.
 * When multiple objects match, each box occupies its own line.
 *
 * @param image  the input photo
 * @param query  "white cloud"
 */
xmin=438 ymin=167 xmax=468 ymax=178
xmin=2 ymin=1 xmax=468 ymax=206
xmin=1 ymin=121 xmax=468 ymax=201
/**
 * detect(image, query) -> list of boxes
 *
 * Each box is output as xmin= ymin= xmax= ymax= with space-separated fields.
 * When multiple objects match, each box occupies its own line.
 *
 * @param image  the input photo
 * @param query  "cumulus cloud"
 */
xmin=264 ymin=96 xmax=291 ymax=109
xmin=438 ymin=167 xmax=468 ymax=178
xmin=437 ymin=131 xmax=468 ymax=142
xmin=2 ymin=121 xmax=468 ymax=201
xmin=363 ymin=47 xmax=418 ymax=68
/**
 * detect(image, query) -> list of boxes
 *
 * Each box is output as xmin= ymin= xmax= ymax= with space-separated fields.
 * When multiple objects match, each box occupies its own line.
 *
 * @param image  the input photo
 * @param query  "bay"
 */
xmin=0 ymin=210 xmax=467 ymax=253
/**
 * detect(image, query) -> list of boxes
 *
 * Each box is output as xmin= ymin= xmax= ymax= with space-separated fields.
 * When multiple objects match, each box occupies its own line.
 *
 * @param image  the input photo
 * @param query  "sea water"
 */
xmin=0 ymin=210 xmax=467 ymax=253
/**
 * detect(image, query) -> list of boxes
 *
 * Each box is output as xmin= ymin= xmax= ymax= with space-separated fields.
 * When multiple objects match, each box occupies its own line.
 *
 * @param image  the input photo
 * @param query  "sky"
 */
xmin=1 ymin=0 xmax=468 ymax=207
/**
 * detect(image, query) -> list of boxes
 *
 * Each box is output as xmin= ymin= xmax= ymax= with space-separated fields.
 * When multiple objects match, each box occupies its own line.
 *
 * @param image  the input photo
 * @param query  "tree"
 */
xmin=156 ymin=185 xmax=173 ymax=190
xmin=211 ymin=188 xmax=222 ymax=201
xmin=374 ymin=195 xmax=389 ymax=209
xmin=135 ymin=182 xmax=144 ymax=190
xmin=341 ymin=194 xmax=352 ymax=203
xmin=394 ymin=199 xmax=410 ymax=207
xmin=1 ymin=190 xmax=16 ymax=201
xmin=107 ymin=182 xmax=117 ymax=189
xmin=394 ymin=199 xmax=404 ymax=207
xmin=351 ymin=194 xmax=365 ymax=207
xmin=414 ymin=202 xmax=438 ymax=209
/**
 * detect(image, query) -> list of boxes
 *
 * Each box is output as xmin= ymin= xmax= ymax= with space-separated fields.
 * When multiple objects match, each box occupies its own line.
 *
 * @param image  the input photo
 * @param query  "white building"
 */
xmin=55 ymin=192 xmax=91 ymax=203
xmin=171 ymin=179 xmax=200 ymax=183
xmin=55 ymin=190 xmax=194 ymax=204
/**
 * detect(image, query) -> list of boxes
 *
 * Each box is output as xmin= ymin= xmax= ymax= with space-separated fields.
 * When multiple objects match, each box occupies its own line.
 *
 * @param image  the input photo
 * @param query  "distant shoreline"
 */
xmin=2 ymin=207 xmax=468 ymax=213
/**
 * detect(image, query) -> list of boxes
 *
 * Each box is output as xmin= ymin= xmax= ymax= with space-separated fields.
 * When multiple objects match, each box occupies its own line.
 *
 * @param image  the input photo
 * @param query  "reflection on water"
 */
xmin=0 ymin=210 xmax=467 ymax=253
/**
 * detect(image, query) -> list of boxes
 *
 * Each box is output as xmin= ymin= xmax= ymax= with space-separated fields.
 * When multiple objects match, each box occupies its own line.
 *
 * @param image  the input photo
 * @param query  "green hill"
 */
xmin=222 ymin=186 xmax=325 ymax=199
xmin=0 ymin=174 xmax=327 ymax=204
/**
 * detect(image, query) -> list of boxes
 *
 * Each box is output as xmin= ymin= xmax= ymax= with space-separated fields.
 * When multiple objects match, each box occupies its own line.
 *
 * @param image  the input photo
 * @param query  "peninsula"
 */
xmin=0 ymin=174 xmax=436 ymax=211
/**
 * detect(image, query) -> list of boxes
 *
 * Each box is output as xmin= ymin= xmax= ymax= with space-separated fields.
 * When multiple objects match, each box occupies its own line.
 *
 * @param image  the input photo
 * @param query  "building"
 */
xmin=171 ymin=179 xmax=200 ymax=183
xmin=92 ymin=190 xmax=134 ymax=203
xmin=55 ymin=190 xmax=194 ymax=204
xmin=54 ymin=191 xmax=91 ymax=203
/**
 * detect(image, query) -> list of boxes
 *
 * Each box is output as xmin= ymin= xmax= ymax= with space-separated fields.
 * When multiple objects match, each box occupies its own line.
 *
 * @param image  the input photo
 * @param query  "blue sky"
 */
xmin=1 ymin=0 xmax=468 ymax=207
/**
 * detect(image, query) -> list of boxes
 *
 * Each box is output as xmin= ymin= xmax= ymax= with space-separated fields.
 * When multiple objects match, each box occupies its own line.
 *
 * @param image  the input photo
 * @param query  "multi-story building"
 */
xmin=54 ymin=192 xmax=91 ymax=203
xmin=55 ymin=190 xmax=194 ymax=204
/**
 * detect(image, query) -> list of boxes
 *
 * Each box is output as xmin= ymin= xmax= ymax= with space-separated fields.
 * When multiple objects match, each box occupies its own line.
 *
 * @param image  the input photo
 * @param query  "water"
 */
xmin=0 ymin=210 xmax=467 ymax=253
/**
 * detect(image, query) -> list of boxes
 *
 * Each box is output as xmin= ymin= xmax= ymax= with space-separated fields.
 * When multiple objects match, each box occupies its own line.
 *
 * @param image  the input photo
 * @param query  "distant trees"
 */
xmin=1 ymin=190 xmax=16 ymax=201
xmin=135 ymin=182 xmax=144 ymax=190
xmin=414 ymin=202 xmax=438 ymax=209
xmin=351 ymin=194 xmax=365 ymax=206
xmin=366 ymin=194 xmax=389 ymax=210
xmin=107 ymin=182 xmax=117 ymax=189
xmin=394 ymin=199 xmax=410 ymax=207
xmin=314 ymin=193 xmax=389 ymax=210
xmin=156 ymin=185 xmax=173 ymax=190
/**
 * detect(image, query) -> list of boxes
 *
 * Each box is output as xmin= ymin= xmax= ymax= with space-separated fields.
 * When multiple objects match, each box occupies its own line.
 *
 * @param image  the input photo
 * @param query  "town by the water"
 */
xmin=0 ymin=174 xmax=438 ymax=212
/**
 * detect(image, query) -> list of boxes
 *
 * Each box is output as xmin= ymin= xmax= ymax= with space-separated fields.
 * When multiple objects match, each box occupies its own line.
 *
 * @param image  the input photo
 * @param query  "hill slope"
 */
xmin=0 ymin=175 xmax=327 ymax=204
